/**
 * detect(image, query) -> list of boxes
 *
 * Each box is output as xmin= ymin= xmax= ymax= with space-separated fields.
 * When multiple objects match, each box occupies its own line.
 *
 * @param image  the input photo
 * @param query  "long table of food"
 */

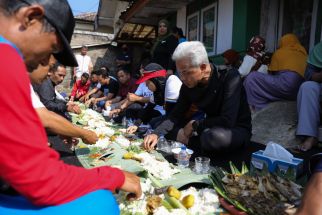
xmin=70 ymin=104 xmax=303 ymax=215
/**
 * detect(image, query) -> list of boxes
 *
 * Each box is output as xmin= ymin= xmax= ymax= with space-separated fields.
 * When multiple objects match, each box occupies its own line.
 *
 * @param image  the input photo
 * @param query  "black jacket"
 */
xmin=33 ymin=78 xmax=67 ymax=116
xmin=152 ymin=35 xmax=178 ymax=71
xmin=154 ymin=66 xmax=252 ymax=136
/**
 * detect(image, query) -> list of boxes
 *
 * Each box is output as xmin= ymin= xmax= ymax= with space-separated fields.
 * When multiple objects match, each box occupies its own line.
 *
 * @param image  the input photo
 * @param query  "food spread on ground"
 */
xmin=70 ymin=104 xmax=304 ymax=215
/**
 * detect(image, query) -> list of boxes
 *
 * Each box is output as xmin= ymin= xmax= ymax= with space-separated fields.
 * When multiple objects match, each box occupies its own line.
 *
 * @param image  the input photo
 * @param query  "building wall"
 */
xmin=216 ymin=0 xmax=233 ymax=54
xmin=232 ymin=0 xmax=260 ymax=52
xmin=58 ymin=32 xmax=118 ymax=92
xmin=176 ymin=6 xmax=187 ymax=34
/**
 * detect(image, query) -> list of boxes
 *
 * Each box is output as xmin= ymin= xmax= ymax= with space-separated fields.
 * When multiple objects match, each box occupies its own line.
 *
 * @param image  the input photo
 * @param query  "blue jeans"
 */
xmin=0 ymin=190 xmax=119 ymax=215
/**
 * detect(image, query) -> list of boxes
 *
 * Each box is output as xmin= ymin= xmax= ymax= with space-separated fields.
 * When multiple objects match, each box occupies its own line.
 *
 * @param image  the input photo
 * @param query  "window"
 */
xmin=280 ymin=0 xmax=313 ymax=51
xmin=201 ymin=4 xmax=217 ymax=54
xmin=187 ymin=12 xmax=199 ymax=41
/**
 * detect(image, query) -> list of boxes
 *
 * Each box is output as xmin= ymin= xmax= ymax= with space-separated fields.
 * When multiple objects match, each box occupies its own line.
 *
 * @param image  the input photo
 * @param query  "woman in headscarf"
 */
xmin=244 ymin=33 xmax=307 ymax=111
xmin=151 ymin=19 xmax=178 ymax=76
xmin=238 ymin=36 xmax=268 ymax=77
xmin=296 ymin=41 xmax=322 ymax=151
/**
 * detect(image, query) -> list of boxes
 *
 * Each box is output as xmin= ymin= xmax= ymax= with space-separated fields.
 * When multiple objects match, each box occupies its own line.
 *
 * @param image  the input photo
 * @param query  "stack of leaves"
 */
xmin=210 ymin=162 xmax=302 ymax=215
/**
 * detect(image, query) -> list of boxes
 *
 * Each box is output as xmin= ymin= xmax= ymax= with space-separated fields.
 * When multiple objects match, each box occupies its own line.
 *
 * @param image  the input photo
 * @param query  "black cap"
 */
xmin=21 ymin=0 xmax=78 ymax=67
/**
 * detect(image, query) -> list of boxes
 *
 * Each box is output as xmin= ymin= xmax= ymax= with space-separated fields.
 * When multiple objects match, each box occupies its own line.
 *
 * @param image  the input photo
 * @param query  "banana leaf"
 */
xmin=76 ymin=141 xmax=210 ymax=188
xmin=210 ymin=164 xmax=251 ymax=214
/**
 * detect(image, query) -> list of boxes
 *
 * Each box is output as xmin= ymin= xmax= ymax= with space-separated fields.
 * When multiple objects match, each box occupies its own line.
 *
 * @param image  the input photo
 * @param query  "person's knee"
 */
xmin=82 ymin=190 xmax=119 ymax=214
xmin=299 ymin=81 xmax=320 ymax=95
xmin=200 ymin=128 xmax=232 ymax=152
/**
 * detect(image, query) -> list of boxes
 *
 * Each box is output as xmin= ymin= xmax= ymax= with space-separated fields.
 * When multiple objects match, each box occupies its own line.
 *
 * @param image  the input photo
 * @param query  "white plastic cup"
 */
xmin=195 ymin=157 xmax=210 ymax=174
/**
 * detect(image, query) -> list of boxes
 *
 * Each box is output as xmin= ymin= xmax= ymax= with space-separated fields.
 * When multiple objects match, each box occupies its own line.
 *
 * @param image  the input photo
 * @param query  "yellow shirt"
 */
xmin=269 ymin=34 xmax=307 ymax=77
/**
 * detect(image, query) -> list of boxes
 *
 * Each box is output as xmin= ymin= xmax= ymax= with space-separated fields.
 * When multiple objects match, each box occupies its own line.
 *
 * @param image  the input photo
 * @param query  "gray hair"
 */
xmin=172 ymin=41 xmax=209 ymax=67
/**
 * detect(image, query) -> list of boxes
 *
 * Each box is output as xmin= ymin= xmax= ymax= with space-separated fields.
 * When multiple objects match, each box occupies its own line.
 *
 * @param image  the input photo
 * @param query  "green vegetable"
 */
xmin=229 ymin=161 xmax=241 ymax=175
xmin=127 ymin=145 xmax=142 ymax=154
xmin=161 ymin=199 xmax=173 ymax=210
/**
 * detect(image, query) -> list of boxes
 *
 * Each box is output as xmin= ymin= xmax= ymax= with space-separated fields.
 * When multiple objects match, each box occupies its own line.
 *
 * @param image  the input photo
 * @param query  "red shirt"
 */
xmin=70 ymin=79 xmax=90 ymax=98
xmin=0 ymin=43 xmax=125 ymax=205
xmin=117 ymin=78 xmax=138 ymax=99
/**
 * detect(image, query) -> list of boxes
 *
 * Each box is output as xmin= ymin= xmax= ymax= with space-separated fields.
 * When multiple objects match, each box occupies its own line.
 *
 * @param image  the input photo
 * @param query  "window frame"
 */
xmin=187 ymin=11 xmax=200 ymax=41
xmin=201 ymin=3 xmax=218 ymax=55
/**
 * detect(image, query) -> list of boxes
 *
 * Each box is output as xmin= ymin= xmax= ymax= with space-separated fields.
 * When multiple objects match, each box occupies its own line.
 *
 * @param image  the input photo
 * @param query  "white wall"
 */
xmin=176 ymin=6 xmax=187 ymax=35
xmin=216 ymin=0 xmax=233 ymax=54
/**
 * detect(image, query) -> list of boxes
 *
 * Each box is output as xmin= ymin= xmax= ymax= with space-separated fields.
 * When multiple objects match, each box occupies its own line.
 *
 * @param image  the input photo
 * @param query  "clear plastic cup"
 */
xmin=195 ymin=157 xmax=210 ymax=174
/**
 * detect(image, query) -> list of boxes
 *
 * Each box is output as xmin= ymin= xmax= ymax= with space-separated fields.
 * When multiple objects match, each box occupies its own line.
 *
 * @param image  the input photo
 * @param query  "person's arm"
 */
xmin=36 ymin=80 xmax=67 ymax=113
xmin=128 ymin=93 xmax=150 ymax=103
xmin=238 ymin=55 xmax=257 ymax=77
xmin=296 ymin=172 xmax=322 ymax=215
xmin=108 ymin=96 xmax=122 ymax=104
xmin=70 ymin=81 xmax=78 ymax=101
xmin=311 ymin=72 xmax=322 ymax=82
xmin=0 ymin=46 xmax=138 ymax=206
xmin=194 ymin=69 xmax=242 ymax=134
xmin=153 ymin=86 xmax=191 ymax=136
xmin=35 ymin=107 xmax=97 ymax=144
xmin=85 ymin=87 xmax=99 ymax=98
xmin=88 ymin=58 xmax=93 ymax=75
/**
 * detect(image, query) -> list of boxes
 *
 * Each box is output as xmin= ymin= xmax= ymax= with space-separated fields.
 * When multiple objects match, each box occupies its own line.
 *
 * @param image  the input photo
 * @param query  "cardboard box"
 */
xmin=250 ymin=150 xmax=303 ymax=181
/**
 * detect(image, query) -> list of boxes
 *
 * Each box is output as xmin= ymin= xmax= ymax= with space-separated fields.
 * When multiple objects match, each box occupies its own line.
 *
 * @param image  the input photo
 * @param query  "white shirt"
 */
xmin=75 ymin=54 xmax=92 ymax=79
xmin=30 ymin=85 xmax=45 ymax=109
xmin=165 ymin=75 xmax=182 ymax=102
xmin=135 ymin=82 xmax=165 ymax=115
xmin=238 ymin=55 xmax=268 ymax=77
xmin=55 ymin=89 xmax=66 ymax=102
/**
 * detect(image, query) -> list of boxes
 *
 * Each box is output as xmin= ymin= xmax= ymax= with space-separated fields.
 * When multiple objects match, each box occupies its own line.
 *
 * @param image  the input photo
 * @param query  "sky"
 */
xmin=67 ymin=0 xmax=100 ymax=16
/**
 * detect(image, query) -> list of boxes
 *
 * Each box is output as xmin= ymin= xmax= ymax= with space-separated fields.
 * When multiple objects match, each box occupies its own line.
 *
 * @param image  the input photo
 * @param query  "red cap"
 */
xmin=136 ymin=69 xmax=166 ymax=84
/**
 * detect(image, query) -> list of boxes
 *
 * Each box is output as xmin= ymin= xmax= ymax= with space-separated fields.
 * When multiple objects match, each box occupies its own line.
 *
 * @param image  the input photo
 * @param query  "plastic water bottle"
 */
xmin=177 ymin=146 xmax=189 ymax=168
xmin=157 ymin=135 xmax=169 ymax=152
xmin=157 ymin=135 xmax=165 ymax=150
xmin=122 ymin=116 xmax=127 ymax=128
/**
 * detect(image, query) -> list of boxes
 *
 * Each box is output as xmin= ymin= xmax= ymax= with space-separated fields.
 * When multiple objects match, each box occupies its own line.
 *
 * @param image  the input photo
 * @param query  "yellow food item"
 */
xmin=181 ymin=194 xmax=194 ymax=209
xmin=98 ymin=134 xmax=105 ymax=139
xmin=123 ymin=152 xmax=134 ymax=159
xmin=167 ymin=186 xmax=181 ymax=200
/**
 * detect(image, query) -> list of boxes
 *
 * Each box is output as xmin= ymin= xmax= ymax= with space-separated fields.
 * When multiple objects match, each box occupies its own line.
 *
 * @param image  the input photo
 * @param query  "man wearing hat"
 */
xmin=0 ymin=0 xmax=141 ymax=214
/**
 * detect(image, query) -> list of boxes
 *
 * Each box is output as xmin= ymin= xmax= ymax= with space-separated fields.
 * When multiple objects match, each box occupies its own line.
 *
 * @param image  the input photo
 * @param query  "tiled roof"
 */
xmin=75 ymin=12 xmax=97 ymax=22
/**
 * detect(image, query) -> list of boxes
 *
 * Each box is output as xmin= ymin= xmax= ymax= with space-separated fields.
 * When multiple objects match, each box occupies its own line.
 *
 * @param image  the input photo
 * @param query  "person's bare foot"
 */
xmin=299 ymin=137 xmax=318 ymax=151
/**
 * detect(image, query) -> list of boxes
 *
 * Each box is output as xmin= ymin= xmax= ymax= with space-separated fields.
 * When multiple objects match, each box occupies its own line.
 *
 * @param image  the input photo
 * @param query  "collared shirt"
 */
xmin=117 ymin=78 xmax=138 ymax=99
xmin=71 ymin=80 xmax=90 ymax=98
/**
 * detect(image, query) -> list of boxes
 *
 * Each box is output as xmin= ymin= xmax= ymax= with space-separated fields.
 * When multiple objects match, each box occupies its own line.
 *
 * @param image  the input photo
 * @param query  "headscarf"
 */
xmin=151 ymin=19 xmax=171 ymax=56
xmin=308 ymin=41 xmax=322 ymax=68
xmin=222 ymin=49 xmax=240 ymax=66
xmin=247 ymin=36 xmax=266 ymax=60
xmin=269 ymin=34 xmax=307 ymax=76
xmin=140 ymin=63 xmax=166 ymax=106
xmin=278 ymin=33 xmax=307 ymax=55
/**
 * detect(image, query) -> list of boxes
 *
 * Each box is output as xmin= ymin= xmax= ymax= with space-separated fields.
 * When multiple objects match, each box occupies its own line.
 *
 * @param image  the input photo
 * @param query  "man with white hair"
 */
xmin=144 ymin=41 xmax=252 ymax=154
